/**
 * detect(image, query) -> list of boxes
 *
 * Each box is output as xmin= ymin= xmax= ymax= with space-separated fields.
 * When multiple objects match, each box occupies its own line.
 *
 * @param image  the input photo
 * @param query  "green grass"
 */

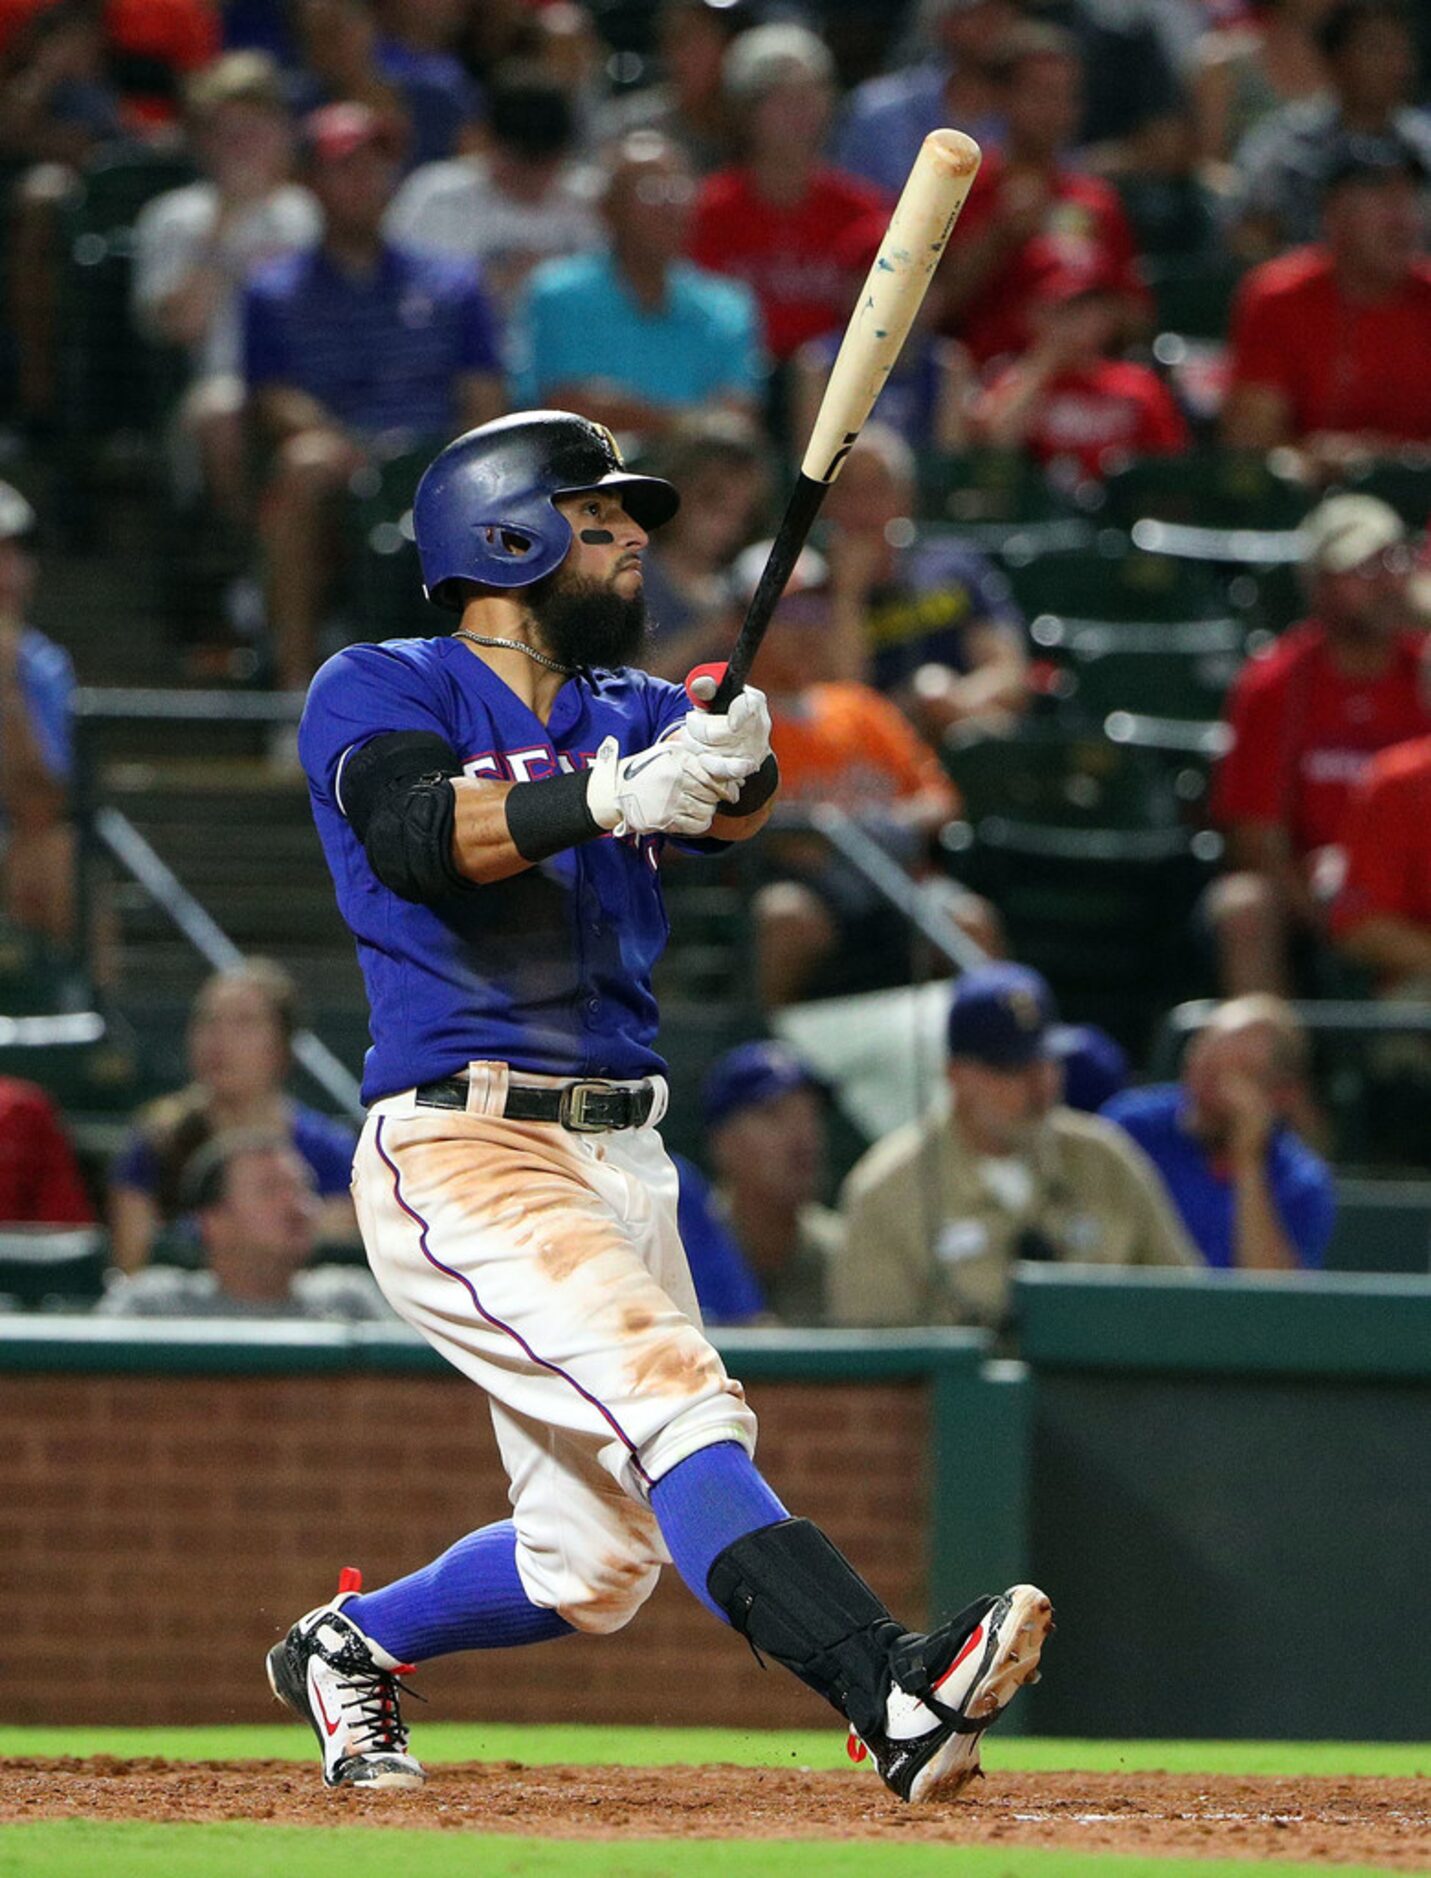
xmin=0 ymin=1825 xmax=1416 ymax=1878
xmin=0 ymin=1725 xmax=1424 ymax=1779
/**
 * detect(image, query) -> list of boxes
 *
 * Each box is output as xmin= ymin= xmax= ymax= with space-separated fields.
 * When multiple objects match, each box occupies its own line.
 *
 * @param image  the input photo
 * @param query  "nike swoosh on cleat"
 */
xmin=935 ymin=1622 xmax=985 ymax=1690
xmin=313 ymin=1684 xmax=342 ymax=1738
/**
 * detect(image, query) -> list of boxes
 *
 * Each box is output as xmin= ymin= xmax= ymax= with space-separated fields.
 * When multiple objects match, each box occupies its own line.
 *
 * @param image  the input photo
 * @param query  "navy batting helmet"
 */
xmin=412 ymin=410 xmax=680 ymax=608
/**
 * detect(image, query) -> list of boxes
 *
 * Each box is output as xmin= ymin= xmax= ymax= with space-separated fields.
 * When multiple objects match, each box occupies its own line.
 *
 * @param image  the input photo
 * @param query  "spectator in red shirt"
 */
xmin=936 ymin=22 xmax=1150 ymax=368
xmin=689 ymin=23 xmax=890 ymax=363
xmin=1332 ymin=734 xmax=1431 ymax=996
xmin=971 ymin=272 xmax=1189 ymax=484
xmin=1209 ymin=493 xmax=1431 ymax=996
xmin=1222 ymin=138 xmax=1431 ymax=478
xmin=0 ymin=1077 xmax=94 ymax=1224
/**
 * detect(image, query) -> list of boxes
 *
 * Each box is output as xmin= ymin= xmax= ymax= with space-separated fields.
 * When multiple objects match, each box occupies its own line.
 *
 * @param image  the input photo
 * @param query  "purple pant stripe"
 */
xmin=373 ymin=1116 xmax=653 ymax=1487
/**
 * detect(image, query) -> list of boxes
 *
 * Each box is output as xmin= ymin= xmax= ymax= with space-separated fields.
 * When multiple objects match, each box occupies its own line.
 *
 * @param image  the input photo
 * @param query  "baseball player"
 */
xmin=269 ymin=410 xmax=1051 ymax=1804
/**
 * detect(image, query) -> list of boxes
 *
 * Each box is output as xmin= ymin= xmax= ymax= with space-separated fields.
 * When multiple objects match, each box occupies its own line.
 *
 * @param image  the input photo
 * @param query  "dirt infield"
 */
xmin=2 ymin=1759 xmax=1428 ymax=1866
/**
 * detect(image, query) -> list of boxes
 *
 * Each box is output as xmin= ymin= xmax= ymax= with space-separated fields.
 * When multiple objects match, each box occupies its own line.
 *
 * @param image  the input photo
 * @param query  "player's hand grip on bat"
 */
xmin=679 ymin=671 xmax=772 ymax=780
xmin=586 ymin=735 xmax=737 ymax=840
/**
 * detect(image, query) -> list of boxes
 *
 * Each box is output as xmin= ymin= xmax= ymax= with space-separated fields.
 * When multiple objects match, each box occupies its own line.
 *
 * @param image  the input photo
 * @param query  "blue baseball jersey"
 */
xmin=299 ymin=635 xmax=701 ymax=1102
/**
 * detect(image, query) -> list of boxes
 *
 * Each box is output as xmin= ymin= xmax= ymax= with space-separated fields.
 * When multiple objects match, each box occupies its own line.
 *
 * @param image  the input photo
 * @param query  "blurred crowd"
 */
xmin=0 ymin=0 xmax=1428 ymax=1334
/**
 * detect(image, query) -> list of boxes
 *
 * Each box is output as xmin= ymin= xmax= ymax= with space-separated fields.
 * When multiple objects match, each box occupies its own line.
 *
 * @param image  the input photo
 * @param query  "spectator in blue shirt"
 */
xmin=0 ymin=482 xmax=76 ymax=952
xmin=676 ymin=1041 xmax=842 ymax=1324
xmin=508 ymin=131 xmax=764 ymax=447
xmin=288 ymin=0 xmax=481 ymax=169
xmin=835 ymin=0 xmax=1015 ymax=199
xmin=243 ymin=101 xmax=504 ymax=689
xmin=109 ymin=959 xmax=360 ymax=1273
xmin=836 ymin=0 xmax=1188 ymax=198
xmin=1102 ymin=995 xmax=1335 ymax=1270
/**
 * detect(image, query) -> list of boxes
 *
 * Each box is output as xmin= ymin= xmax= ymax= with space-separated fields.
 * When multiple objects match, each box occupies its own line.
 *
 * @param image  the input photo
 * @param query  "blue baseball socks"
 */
xmin=345 ymin=1520 xmax=573 ymax=1663
xmin=345 ymin=1442 xmax=785 ymax=1659
xmin=649 ymin=1440 xmax=788 ymax=1620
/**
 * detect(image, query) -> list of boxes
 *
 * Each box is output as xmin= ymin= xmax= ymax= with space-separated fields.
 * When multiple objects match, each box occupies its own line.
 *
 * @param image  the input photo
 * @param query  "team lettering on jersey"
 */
xmin=463 ymin=745 xmax=598 ymax=783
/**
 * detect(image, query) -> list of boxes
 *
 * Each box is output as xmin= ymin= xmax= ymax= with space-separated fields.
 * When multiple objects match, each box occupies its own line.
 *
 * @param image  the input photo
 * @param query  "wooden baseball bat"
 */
xmin=706 ymin=128 xmax=982 ymax=714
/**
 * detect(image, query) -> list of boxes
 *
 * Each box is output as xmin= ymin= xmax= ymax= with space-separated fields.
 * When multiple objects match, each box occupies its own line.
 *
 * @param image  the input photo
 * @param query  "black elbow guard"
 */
xmin=340 ymin=731 xmax=470 ymax=904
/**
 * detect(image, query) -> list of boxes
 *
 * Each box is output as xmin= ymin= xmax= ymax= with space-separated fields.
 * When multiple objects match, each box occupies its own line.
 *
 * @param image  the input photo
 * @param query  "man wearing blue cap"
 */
xmin=676 ymin=1041 xmax=841 ymax=1324
xmin=834 ymin=964 xmax=1196 ymax=1331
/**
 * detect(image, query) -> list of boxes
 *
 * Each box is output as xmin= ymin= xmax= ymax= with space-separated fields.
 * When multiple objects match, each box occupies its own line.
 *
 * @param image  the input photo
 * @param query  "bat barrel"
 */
xmin=801 ymin=127 xmax=982 ymax=487
xmin=711 ymin=126 xmax=982 ymax=712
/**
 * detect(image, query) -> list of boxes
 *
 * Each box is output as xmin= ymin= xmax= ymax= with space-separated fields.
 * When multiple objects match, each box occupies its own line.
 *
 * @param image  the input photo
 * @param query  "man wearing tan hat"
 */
xmin=833 ymin=964 xmax=1197 ymax=1335
xmin=1209 ymin=492 xmax=1431 ymax=996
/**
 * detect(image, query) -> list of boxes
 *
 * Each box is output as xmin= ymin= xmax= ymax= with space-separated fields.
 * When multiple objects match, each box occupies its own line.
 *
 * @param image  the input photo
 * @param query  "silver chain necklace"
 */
xmin=453 ymin=630 xmax=575 ymax=676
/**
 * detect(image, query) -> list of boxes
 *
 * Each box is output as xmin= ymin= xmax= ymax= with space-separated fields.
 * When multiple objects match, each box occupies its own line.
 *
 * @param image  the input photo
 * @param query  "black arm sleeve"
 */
xmin=726 ymin=754 xmax=779 ymax=817
xmin=339 ymin=731 xmax=471 ymax=904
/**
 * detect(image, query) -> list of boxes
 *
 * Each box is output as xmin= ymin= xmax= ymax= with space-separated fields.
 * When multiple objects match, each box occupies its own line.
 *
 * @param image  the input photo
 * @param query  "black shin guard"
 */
xmin=706 ymin=1518 xmax=904 ymax=1738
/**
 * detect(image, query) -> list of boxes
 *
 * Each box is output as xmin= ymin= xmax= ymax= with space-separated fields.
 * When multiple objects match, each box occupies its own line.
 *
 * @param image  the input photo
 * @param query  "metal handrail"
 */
xmin=1130 ymin=517 xmax=1307 ymax=566
xmin=92 ymin=805 xmax=364 ymax=1120
xmin=72 ymin=686 xmax=305 ymax=722
xmin=777 ymin=803 xmax=989 ymax=976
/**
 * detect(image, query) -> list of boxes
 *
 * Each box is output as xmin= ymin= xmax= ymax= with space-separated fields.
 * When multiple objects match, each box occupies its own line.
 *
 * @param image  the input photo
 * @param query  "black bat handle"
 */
xmin=708 ymin=474 xmax=831 ymax=714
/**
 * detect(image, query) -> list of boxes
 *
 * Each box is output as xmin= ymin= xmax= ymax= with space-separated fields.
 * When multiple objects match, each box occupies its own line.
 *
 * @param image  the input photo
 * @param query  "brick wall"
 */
xmin=0 ymin=1372 xmax=928 ymax=1728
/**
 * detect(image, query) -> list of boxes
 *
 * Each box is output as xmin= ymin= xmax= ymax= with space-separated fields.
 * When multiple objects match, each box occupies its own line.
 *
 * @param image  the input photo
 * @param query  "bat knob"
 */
xmin=684 ymin=662 xmax=728 ymax=708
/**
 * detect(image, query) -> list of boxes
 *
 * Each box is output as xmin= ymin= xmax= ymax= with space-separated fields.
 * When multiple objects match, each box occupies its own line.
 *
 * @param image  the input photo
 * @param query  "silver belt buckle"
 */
xmin=559 ymin=1079 xmax=615 ymax=1132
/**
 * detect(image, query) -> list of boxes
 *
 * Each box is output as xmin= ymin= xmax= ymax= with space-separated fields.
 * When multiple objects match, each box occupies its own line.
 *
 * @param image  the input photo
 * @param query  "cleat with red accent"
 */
xmin=847 ymin=1728 xmax=869 ymax=1764
xmin=857 ymin=1584 xmax=1053 ymax=1804
xmin=266 ymin=1574 xmax=426 ymax=1790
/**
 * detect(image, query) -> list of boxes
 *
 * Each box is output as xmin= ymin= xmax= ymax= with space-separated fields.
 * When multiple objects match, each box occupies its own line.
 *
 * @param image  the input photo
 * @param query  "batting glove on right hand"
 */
xmin=679 ymin=677 xmax=773 ymax=781
xmin=587 ymin=736 xmax=737 ymax=839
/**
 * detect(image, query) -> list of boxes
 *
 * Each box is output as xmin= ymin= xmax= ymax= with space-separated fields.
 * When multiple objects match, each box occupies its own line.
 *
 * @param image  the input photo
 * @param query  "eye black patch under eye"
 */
xmin=578 ymin=528 xmax=615 ymax=544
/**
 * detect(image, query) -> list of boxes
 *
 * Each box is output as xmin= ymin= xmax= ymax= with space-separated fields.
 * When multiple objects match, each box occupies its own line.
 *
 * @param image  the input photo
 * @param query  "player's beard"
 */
xmin=526 ymin=566 xmax=648 ymax=671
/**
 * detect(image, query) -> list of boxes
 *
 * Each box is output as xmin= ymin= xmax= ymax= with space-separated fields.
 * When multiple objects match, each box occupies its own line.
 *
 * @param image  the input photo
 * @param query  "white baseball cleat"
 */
xmin=266 ymin=1567 xmax=427 ymax=1790
xmin=849 ymin=1582 xmax=1054 ymax=1803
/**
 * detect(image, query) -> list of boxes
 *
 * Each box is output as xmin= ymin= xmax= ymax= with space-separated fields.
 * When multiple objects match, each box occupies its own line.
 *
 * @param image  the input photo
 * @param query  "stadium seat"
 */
xmin=343 ymin=448 xmax=437 ymax=639
xmin=1324 ymin=1180 xmax=1431 ymax=1274
xmin=1101 ymin=452 xmax=1310 ymax=534
xmin=56 ymin=150 xmax=196 ymax=443
xmin=1145 ymin=257 xmax=1246 ymax=341
xmin=915 ymin=448 xmax=1078 ymax=532
xmin=1114 ymin=174 xmax=1219 ymax=261
xmin=942 ymin=722 xmax=1185 ymax=832
xmin=0 ymin=1227 xmax=107 ymax=1309
xmin=1031 ymin=615 xmax=1250 ymax=723
xmin=1002 ymin=534 xmax=1230 ymax=623
xmin=947 ymin=817 xmax=1216 ymax=1049
xmin=0 ymin=1007 xmax=143 ymax=1115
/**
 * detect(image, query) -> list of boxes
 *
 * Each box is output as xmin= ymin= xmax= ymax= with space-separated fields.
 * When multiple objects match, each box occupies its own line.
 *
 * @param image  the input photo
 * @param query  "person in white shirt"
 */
xmin=132 ymin=52 xmax=320 ymax=522
xmin=387 ymin=64 xmax=599 ymax=328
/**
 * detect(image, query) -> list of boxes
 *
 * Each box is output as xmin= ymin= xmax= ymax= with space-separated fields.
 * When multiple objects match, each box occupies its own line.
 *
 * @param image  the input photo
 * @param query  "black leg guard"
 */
xmin=706 ymin=1517 xmax=906 ymax=1739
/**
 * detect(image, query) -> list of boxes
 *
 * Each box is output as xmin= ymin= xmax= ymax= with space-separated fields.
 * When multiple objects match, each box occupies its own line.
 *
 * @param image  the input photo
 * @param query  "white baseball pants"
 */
xmin=352 ymin=1063 xmax=758 ymax=1633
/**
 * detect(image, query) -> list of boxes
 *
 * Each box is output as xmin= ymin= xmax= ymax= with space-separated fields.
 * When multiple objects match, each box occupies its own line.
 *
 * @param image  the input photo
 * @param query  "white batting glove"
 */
xmin=678 ymin=680 xmax=772 ymax=781
xmin=587 ymin=737 xmax=737 ymax=839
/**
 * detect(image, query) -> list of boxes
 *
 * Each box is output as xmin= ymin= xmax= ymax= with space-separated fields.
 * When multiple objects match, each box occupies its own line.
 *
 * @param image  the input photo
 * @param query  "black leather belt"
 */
xmin=412 ymin=1075 xmax=656 ymax=1133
